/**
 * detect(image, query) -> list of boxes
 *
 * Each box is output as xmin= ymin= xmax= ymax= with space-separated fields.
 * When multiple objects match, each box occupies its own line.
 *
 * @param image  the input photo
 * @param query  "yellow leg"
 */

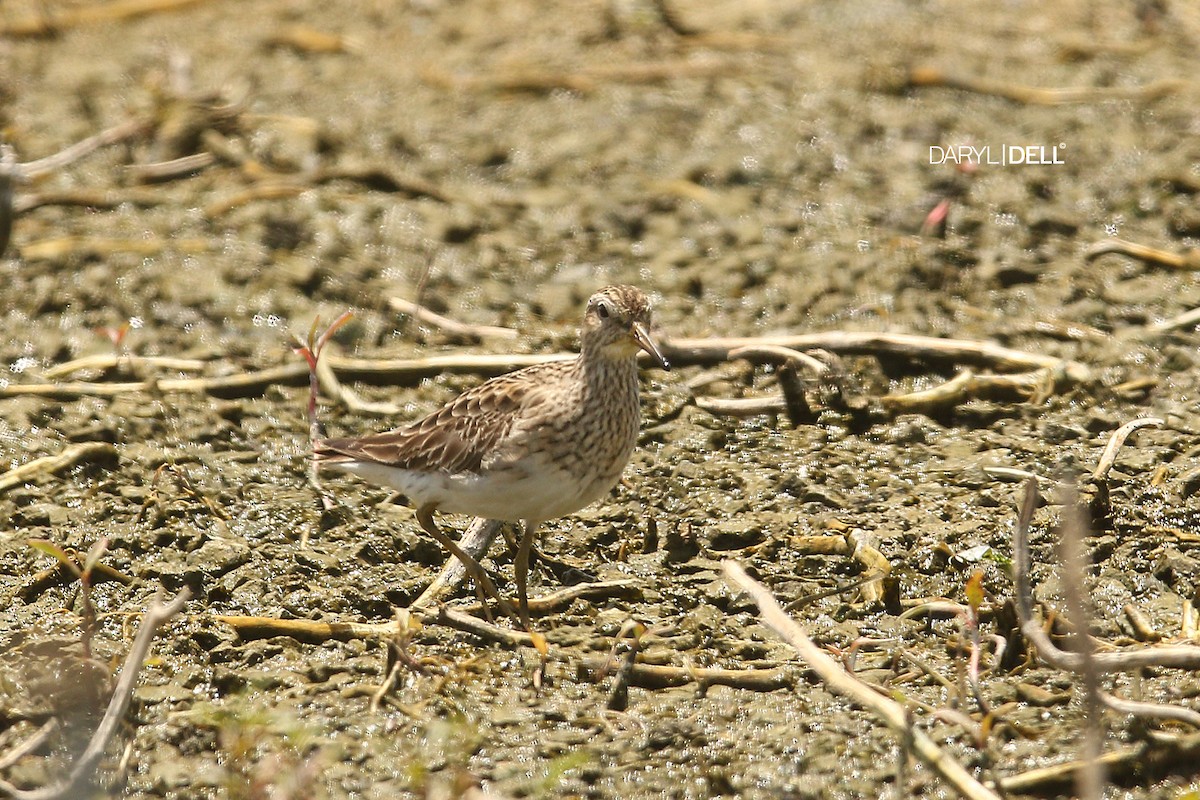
xmin=416 ymin=506 xmax=520 ymax=625
xmin=514 ymin=519 xmax=539 ymax=631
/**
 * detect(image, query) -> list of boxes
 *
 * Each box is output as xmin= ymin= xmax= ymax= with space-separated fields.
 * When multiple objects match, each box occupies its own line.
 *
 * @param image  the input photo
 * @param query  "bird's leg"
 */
xmin=411 ymin=518 xmax=504 ymax=610
xmin=415 ymin=506 xmax=520 ymax=625
xmin=500 ymin=525 xmax=590 ymax=584
xmin=514 ymin=519 xmax=539 ymax=631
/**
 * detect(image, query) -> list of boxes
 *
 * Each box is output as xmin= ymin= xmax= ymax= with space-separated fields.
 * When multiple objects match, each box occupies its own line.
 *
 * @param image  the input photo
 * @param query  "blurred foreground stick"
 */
xmin=0 ymin=589 xmax=190 ymax=800
xmin=723 ymin=560 xmax=1001 ymax=800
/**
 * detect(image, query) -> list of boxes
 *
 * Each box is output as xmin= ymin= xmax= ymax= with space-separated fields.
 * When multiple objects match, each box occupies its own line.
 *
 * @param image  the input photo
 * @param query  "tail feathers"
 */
xmin=313 ymin=438 xmax=359 ymax=464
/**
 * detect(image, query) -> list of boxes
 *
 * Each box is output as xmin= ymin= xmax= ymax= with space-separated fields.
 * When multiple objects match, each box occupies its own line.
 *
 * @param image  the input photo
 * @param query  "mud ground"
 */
xmin=2 ymin=0 xmax=1200 ymax=797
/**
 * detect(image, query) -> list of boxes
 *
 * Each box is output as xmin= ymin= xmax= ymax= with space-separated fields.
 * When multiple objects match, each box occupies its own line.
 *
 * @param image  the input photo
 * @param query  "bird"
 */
xmin=313 ymin=285 xmax=670 ymax=629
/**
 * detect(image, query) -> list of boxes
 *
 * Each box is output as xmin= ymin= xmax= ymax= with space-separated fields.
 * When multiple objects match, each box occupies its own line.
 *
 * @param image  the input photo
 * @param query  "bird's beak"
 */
xmin=631 ymin=321 xmax=671 ymax=371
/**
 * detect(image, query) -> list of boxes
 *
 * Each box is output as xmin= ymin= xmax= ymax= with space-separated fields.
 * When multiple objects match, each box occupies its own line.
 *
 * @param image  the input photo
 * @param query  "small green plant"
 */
xmin=27 ymin=537 xmax=110 ymax=658
xmin=293 ymin=311 xmax=354 ymax=446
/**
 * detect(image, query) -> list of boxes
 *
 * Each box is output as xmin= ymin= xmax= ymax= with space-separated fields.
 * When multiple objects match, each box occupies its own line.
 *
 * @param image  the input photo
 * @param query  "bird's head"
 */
xmin=581 ymin=285 xmax=670 ymax=370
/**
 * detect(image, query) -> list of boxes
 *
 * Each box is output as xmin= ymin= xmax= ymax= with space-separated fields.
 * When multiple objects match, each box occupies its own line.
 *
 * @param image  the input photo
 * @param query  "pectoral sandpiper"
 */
xmin=314 ymin=285 xmax=670 ymax=628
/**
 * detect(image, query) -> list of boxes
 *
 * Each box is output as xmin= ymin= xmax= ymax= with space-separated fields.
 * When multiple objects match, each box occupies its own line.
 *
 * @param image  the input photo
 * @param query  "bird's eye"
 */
xmin=596 ymin=302 xmax=611 ymax=319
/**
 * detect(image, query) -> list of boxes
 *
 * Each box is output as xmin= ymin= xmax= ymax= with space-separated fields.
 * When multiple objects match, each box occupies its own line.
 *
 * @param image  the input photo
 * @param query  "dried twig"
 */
xmin=903 ymin=66 xmax=1184 ymax=105
xmin=6 ymin=119 xmax=151 ymax=180
xmin=0 ymin=443 xmax=118 ymax=495
xmin=464 ymin=579 xmax=642 ymax=616
xmin=1013 ymin=478 xmax=1200 ymax=671
xmin=204 ymin=181 xmax=307 ymax=216
xmin=1149 ymin=306 xmax=1200 ymax=334
xmin=1122 ymin=604 xmax=1161 ymax=643
xmin=388 ymin=297 xmax=519 ymax=341
xmin=723 ymin=561 xmax=1001 ymax=800
xmin=313 ymin=357 xmax=401 ymax=416
xmin=0 ymin=590 xmax=189 ymax=800
xmin=422 ymin=57 xmax=739 ymax=94
xmin=123 ymin=152 xmax=214 ymax=183
xmin=999 ymin=745 xmax=1146 ymax=794
xmin=0 ymin=353 xmax=578 ymax=401
xmin=663 ymin=331 xmax=1090 ymax=382
xmin=1091 ymin=417 xmax=1162 ymax=481
xmin=0 ymin=331 xmax=1089 ymax=404
xmin=410 ymin=518 xmax=504 ymax=610
xmin=727 ymin=344 xmax=828 ymax=375
xmin=578 ymin=658 xmax=793 ymax=691
xmin=693 ymin=395 xmax=787 ymax=417
xmin=1056 ymin=486 xmax=1105 ymax=800
xmin=13 ymin=188 xmax=165 ymax=213
xmin=40 ymin=354 xmax=208 ymax=379
xmin=18 ymin=236 xmax=210 ymax=262
xmin=882 ymin=369 xmax=1059 ymax=413
xmin=1102 ymin=693 xmax=1200 ymax=728
xmin=982 ymin=466 xmax=1045 ymax=484
xmin=0 ymin=722 xmax=56 ymax=772
xmin=214 ymin=606 xmax=533 ymax=649
xmin=1085 ymin=238 xmax=1200 ymax=270
xmin=0 ymin=0 xmax=211 ymax=37
xmin=264 ymin=25 xmax=362 ymax=55
xmin=785 ymin=533 xmax=889 ymax=605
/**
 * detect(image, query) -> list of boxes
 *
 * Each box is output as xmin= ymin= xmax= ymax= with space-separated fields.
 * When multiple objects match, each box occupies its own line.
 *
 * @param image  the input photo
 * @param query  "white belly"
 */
xmin=327 ymin=460 xmax=620 ymax=523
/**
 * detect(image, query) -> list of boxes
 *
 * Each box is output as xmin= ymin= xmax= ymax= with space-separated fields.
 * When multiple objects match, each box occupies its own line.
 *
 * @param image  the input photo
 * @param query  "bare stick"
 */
xmin=723 ymin=560 xmax=1001 ymax=800
xmin=388 ymin=297 xmax=519 ymax=341
xmin=694 ymin=395 xmax=787 ymax=417
xmin=204 ymin=182 xmax=307 ymax=216
xmin=1091 ymin=418 xmax=1163 ymax=481
xmin=0 ymin=0 xmax=211 ymax=37
xmin=15 ymin=188 xmax=165 ymax=214
xmin=1 ymin=330 xmax=1089 ymax=402
xmin=409 ymin=517 xmax=504 ymax=610
xmin=19 ymin=236 xmax=210 ymax=262
xmin=982 ymin=466 xmax=1045 ymax=484
xmin=457 ymin=578 xmax=643 ymax=617
xmin=424 ymin=607 xmax=533 ymax=648
xmin=1013 ymin=478 xmax=1200 ymax=671
xmin=727 ymin=344 xmax=828 ymax=375
xmin=422 ymin=57 xmax=737 ymax=94
xmin=882 ymin=369 xmax=1057 ymax=413
xmin=0 ymin=443 xmax=118 ymax=495
xmin=314 ymin=357 xmax=401 ymax=416
xmin=904 ymin=66 xmax=1184 ymax=106
xmin=1102 ymin=693 xmax=1200 ymax=728
xmin=1122 ymin=604 xmax=1161 ymax=643
xmin=123 ymin=152 xmax=214 ymax=183
xmin=213 ymin=608 xmax=533 ymax=649
xmin=0 ymin=590 xmax=189 ymax=800
xmin=0 ymin=722 xmax=56 ymax=771
xmin=662 ymin=331 xmax=1090 ymax=383
xmin=0 ymin=355 xmax=571 ymax=401
xmin=1056 ymin=486 xmax=1105 ymax=800
xmin=41 ymin=354 xmax=207 ymax=379
xmin=899 ymin=601 xmax=969 ymax=621
xmin=999 ymin=746 xmax=1145 ymax=795
xmin=9 ymin=119 xmax=151 ymax=180
xmin=1149 ymin=306 xmax=1200 ymax=334
xmin=1085 ymin=238 xmax=1200 ymax=270
xmin=578 ymin=658 xmax=793 ymax=691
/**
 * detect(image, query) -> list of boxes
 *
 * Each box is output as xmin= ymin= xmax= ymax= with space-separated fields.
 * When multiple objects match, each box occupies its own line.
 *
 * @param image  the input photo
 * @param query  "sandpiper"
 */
xmin=314 ymin=285 xmax=670 ymax=628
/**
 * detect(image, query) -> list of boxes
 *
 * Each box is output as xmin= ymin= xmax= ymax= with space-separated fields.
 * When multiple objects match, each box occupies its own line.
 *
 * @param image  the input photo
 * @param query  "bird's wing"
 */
xmin=314 ymin=361 xmax=569 ymax=474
